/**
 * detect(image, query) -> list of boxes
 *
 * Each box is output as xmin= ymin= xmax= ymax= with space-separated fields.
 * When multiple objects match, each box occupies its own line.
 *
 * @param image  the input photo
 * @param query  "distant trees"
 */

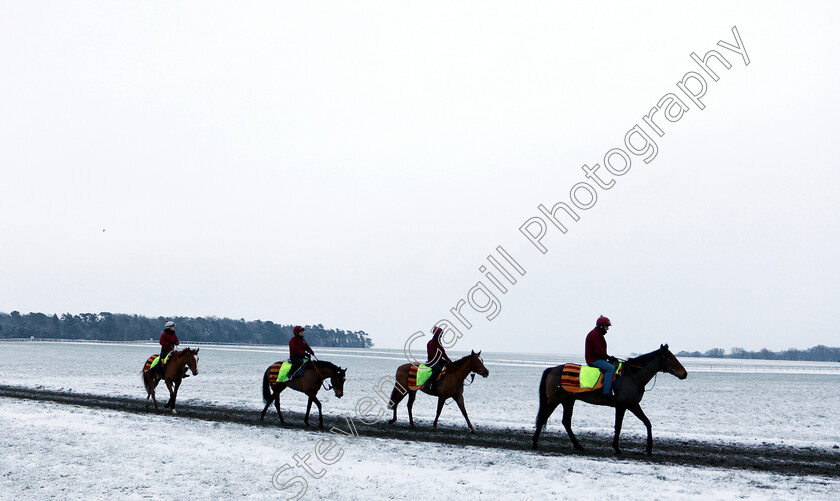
xmin=0 ymin=312 xmax=374 ymax=348
xmin=676 ymin=345 xmax=840 ymax=362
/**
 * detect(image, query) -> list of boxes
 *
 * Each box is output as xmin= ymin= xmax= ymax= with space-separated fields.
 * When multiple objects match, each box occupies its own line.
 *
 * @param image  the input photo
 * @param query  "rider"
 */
xmin=586 ymin=315 xmax=619 ymax=397
xmin=426 ymin=325 xmax=452 ymax=393
xmin=158 ymin=321 xmax=180 ymax=377
xmin=289 ymin=325 xmax=314 ymax=378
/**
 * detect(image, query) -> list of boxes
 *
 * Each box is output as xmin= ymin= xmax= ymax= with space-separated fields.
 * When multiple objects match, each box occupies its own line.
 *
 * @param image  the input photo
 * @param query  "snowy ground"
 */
xmin=1 ymin=342 xmax=838 ymax=500
xmin=2 ymin=398 xmax=837 ymax=500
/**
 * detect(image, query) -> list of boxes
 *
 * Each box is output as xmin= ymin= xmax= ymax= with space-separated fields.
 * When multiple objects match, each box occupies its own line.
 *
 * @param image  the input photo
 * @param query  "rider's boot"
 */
xmin=427 ymin=371 xmax=440 ymax=394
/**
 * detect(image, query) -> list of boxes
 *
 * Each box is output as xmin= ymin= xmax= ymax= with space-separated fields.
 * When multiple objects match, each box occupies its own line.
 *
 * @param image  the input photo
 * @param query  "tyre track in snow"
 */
xmin=2 ymin=384 xmax=837 ymax=478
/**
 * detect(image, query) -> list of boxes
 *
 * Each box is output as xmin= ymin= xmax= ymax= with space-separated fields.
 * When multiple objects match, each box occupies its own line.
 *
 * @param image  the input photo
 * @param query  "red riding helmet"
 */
xmin=431 ymin=326 xmax=443 ymax=336
xmin=293 ymin=325 xmax=305 ymax=335
xmin=596 ymin=316 xmax=611 ymax=328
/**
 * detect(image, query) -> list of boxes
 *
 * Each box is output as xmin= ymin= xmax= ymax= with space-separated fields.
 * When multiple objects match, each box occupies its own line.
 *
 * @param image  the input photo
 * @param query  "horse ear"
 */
xmin=471 ymin=350 xmax=475 ymax=355
xmin=477 ymin=350 xmax=481 ymax=356
xmin=195 ymin=347 xmax=200 ymax=354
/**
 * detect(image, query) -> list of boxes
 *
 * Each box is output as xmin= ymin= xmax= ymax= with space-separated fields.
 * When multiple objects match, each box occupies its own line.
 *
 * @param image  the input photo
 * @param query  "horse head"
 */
xmin=329 ymin=366 xmax=346 ymax=399
xmin=470 ymin=350 xmax=489 ymax=378
xmin=659 ymin=344 xmax=687 ymax=380
xmin=184 ymin=347 xmax=199 ymax=376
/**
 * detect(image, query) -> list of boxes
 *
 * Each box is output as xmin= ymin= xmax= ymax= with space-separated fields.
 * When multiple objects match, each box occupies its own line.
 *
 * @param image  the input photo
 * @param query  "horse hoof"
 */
xmin=387 ymin=419 xmax=396 ymax=425
xmin=172 ymin=409 xmax=177 ymax=415
xmin=470 ymin=429 xmax=476 ymax=435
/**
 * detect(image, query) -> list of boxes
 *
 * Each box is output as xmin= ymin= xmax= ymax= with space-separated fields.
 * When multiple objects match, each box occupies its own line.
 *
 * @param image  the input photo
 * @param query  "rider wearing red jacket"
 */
xmin=426 ymin=326 xmax=452 ymax=392
xmin=586 ymin=316 xmax=618 ymax=396
xmin=158 ymin=321 xmax=180 ymax=376
xmin=289 ymin=325 xmax=314 ymax=377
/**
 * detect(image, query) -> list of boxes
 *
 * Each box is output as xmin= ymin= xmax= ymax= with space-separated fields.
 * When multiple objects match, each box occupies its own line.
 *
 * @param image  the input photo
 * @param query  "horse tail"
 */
xmin=535 ymin=366 xmax=552 ymax=428
xmin=387 ymin=368 xmax=408 ymax=410
xmin=262 ymin=367 xmax=272 ymax=404
xmin=387 ymin=384 xmax=402 ymax=410
xmin=142 ymin=369 xmax=151 ymax=395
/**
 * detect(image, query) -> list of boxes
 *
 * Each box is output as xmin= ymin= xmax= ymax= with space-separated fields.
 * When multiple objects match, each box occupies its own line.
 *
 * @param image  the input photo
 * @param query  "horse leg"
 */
xmin=143 ymin=374 xmax=151 ymax=408
xmin=164 ymin=379 xmax=174 ymax=409
xmin=260 ymin=385 xmax=274 ymax=420
xmin=145 ymin=374 xmax=160 ymax=411
xmin=432 ymin=397 xmax=446 ymax=431
xmin=313 ymin=395 xmax=324 ymax=429
xmin=406 ymin=390 xmax=417 ymax=428
xmin=562 ymin=400 xmax=585 ymax=452
xmin=149 ymin=376 xmax=159 ymax=412
xmin=387 ymin=384 xmax=407 ymax=425
xmin=533 ymin=400 xmax=561 ymax=449
xmin=628 ymin=403 xmax=654 ymax=455
xmin=305 ymin=397 xmax=313 ymax=427
xmin=454 ymin=393 xmax=475 ymax=434
xmin=612 ymin=406 xmax=627 ymax=455
xmin=170 ymin=379 xmax=181 ymax=415
xmin=275 ymin=385 xmax=286 ymax=425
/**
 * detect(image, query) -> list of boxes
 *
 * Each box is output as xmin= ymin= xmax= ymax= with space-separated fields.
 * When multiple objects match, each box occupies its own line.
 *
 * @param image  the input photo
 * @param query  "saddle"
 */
xmin=143 ymin=352 xmax=174 ymax=373
xmin=267 ymin=360 xmax=309 ymax=384
xmin=558 ymin=362 xmax=622 ymax=393
xmin=407 ymin=364 xmax=447 ymax=391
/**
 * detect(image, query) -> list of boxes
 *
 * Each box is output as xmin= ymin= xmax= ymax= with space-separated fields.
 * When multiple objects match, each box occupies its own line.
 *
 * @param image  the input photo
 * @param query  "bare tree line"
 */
xmin=0 ymin=311 xmax=373 ymax=348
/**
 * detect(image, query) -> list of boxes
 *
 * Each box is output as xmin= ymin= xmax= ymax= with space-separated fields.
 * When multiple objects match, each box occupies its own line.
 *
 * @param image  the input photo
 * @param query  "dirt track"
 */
xmin=2 ymin=384 xmax=837 ymax=478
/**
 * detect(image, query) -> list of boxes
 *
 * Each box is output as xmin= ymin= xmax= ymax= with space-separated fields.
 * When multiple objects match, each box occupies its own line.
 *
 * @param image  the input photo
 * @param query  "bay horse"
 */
xmin=260 ymin=360 xmax=346 ymax=428
xmin=387 ymin=350 xmax=489 ymax=433
xmin=532 ymin=344 xmax=687 ymax=455
xmin=142 ymin=348 xmax=199 ymax=415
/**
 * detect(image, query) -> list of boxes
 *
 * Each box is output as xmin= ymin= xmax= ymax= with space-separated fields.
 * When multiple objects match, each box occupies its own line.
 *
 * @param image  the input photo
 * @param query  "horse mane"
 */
xmin=625 ymin=348 xmax=663 ymax=369
xmin=451 ymin=352 xmax=476 ymax=370
xmin=313 ymin=360 xmax=342 ymax=373
xmin=174 ymin=348 xmax=193 ymax=359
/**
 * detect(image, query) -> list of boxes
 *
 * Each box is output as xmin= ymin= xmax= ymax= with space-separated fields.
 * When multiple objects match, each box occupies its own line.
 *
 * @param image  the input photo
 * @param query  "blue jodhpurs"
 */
xmin=590 ymin=359 xmax=616 ymax=395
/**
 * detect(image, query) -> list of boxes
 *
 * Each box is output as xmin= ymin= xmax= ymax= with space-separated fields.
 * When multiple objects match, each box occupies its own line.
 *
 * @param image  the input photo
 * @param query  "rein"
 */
xmin=309 ymin=357 xmax=334 ymax=391
xmin=646 ymin=373 xmax=657 ymax=391
xmin=623 ymin=354 xmax=672 ymax=391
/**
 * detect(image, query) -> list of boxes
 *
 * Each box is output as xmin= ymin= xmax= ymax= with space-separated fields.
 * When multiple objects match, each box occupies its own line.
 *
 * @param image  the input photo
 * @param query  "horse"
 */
xmin=141 ymin=348 xmax=199 ymax=415
xmin=260 ymin=360 xmax=346 ymax=428
xmin=532 ymin=344 xmax=687 ymax=455
xmin=387 ymin=350 xmax=489 ymax=433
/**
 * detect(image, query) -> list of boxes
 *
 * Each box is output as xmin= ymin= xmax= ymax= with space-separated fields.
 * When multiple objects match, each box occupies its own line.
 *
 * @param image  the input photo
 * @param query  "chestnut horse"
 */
xmin=387 ymin=350 xmax=489 ymax=433
xmin=260 ymin=360 xmax=346 ymax=428
xmin=142 ymin=348 xmax=199 ymax=415
xmin=532 ymin=344 xmax=687 ymax=455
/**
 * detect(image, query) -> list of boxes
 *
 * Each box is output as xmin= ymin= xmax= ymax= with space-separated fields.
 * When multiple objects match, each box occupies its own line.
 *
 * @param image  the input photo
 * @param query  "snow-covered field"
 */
xmin=1 ymin=341 xmax=838 ymax=500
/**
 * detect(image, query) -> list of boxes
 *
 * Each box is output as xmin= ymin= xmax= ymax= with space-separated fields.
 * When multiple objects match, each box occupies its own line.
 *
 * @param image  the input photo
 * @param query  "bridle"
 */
xmin=463 ymin=354 xmax=488 ymax=386
xmin=310 ymin=356 xmax=344 ymax=392
xmin=622 ymin=351 xmax=677 ymax=390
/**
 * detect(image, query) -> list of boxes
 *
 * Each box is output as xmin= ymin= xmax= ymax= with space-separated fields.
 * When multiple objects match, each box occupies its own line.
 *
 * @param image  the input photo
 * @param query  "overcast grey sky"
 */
xmin=2 ymin=2 xmax=838 ymax=355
